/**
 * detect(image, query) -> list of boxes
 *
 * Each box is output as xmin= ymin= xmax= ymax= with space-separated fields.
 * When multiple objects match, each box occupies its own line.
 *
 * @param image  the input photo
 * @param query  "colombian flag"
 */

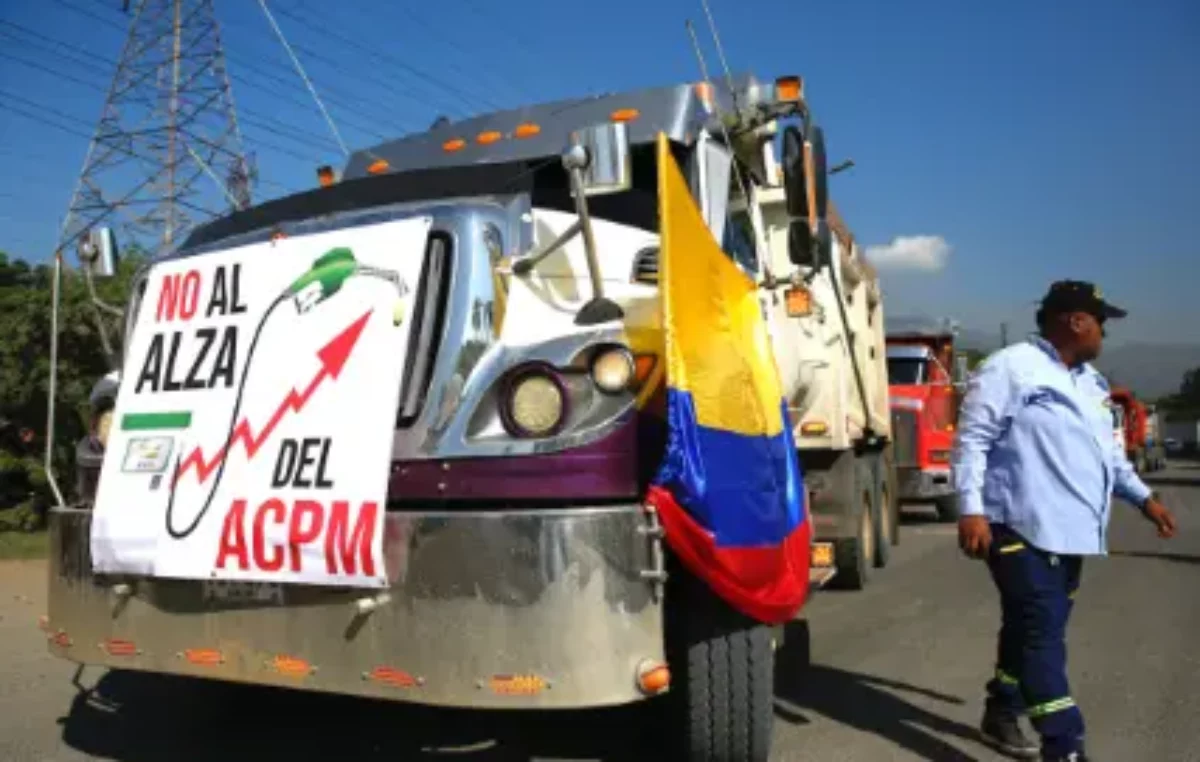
xmin=646 ymin=133 xmax=812 ymax=625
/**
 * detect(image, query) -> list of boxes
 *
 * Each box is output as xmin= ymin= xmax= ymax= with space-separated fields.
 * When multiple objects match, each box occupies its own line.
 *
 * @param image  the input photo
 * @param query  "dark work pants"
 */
xmin=985 ymin=523 xmax=1085 ymax=758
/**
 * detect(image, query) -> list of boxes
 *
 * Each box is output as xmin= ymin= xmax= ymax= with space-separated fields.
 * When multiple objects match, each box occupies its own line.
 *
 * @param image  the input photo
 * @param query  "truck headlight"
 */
xmin=591 ymin=347 xmax=635 ymax=394
xmin=502 ymin=367 xmax=567 ymax=437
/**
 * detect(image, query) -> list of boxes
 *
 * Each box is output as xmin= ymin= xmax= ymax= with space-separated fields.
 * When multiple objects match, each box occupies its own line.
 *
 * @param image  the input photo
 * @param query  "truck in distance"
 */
xmin=884 ymin=317 xmax=965 ymax=522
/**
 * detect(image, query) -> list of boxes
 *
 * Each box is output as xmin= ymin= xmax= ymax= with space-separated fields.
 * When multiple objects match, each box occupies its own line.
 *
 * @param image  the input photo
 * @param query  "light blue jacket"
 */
xmin=952 ymin=337 xmax=1152 ymax=555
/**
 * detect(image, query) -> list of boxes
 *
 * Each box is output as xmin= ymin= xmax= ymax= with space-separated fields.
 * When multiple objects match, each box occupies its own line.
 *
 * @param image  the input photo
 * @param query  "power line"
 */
xmin=0 ymin=102 xmax=96 ymax=143
xmin=295 ymin=0 xmax=532 ymax=106
xmin=269 ymin=4 xmax=496 ymax=117
xmin=0 ymin=39 xmax=334 ymax=160
xmin=53 ymin=0 xmax=415 ymax=140
xmin=0 ymin=20 xmax=345 ymax=162
xmin=210 ymin=3 xmax=449 ymax=126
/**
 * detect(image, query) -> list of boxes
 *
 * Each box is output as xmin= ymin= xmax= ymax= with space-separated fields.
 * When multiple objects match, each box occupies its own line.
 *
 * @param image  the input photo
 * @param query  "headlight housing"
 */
xmin=501 ymin=365 xmax=568 ymax=438
xmin=591 ymin=346 xmax=635 ymax=394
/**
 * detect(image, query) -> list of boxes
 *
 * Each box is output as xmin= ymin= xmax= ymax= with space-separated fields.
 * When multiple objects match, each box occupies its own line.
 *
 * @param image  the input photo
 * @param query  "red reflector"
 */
xmin=489 ymin=674 xmax=547 ymax=695
xmin=270 ymin=655 xmax=312 ymax=677
xmin=367 ymin=666 xmax=419 ymax=688
xmin=102 ymin=638 xmax=138 ymax=656
xmin=184 ymin=648 xmax=223 ymax=666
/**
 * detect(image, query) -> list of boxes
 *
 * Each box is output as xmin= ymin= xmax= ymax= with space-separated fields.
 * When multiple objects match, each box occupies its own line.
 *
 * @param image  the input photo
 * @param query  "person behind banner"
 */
xmin=951 ymin=280 xmax=1177 ymax=762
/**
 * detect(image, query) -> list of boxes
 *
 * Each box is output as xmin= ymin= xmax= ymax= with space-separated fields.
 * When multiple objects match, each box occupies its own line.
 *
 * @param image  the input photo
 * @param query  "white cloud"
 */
xmin=864 ymin=235 xmax=952 ymax=271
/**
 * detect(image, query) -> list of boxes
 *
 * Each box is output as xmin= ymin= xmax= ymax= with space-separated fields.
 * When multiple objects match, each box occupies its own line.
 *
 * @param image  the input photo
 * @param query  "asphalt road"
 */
xmin=2 ymin=462 xmax=1198 ymax=761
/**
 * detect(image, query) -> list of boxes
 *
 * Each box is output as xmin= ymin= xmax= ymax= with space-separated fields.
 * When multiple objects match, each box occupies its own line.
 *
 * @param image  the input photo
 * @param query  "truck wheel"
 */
xmin=665 ymin=563 xmax=774 ymax=762
xmin=934 ymin=495 xmax=960 ymax=523
xmin=873 ymin=483 xmax=892 ymax=569
xmin=833 ymin=489 xmax=872 ymax=590
xmin=883 ymin=445 xmax=901 ymax=547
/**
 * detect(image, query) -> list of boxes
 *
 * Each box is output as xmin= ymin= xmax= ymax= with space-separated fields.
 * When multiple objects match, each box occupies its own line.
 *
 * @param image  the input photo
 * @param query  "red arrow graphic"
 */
xmin=172 ymin=309 xmax=372 ymax=487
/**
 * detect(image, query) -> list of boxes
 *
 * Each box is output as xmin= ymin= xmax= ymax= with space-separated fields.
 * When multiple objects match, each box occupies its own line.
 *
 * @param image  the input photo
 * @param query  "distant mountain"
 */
xmin=1093 ymin=343 xmax=1200 ymax=400
xmin=961 ymin=337 xmax=1200 ymax=399
xmin=887 ymin=314 xmax=1199 ymax=399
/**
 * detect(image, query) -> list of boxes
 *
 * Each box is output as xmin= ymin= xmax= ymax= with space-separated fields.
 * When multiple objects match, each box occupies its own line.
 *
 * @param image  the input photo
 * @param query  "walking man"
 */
xmin=952 ymin=280 xmax=1177 ymax=761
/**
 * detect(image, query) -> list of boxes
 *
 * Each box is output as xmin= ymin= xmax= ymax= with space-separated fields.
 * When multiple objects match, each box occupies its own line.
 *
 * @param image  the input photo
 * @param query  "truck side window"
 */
xmin=722 ymin=210 xmax=758 ymax=275
xmin=721 ymin=173 xmax=759 ymax=275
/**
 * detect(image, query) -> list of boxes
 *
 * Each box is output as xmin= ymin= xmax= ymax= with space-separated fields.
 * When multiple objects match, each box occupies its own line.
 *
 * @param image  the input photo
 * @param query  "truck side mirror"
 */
xmin=781 ymin=123 xmax=832 ymax=268
xmin=77 ymin=227 xmax=120 ymax=279
xmin=787 ymin=219 xmax=832 ymax=269
xmin=567 ymin=121 xmax=632 ymax=197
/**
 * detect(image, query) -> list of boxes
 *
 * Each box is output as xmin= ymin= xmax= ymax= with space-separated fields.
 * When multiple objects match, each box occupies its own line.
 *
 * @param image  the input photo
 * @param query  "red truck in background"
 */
xmin=1110 ymin=386 xmax=1167 ymax=473
xmin=885 ymin=319 xmax=964 ymax=522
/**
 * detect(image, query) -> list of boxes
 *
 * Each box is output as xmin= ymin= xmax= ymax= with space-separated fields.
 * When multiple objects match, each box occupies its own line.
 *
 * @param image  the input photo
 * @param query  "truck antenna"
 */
xmin=698 ymin=0 xmax=741 ymax=113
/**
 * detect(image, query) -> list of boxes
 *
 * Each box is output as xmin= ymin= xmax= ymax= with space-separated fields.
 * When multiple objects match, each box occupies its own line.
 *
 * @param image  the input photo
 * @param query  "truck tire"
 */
xmin=872 ymin=462 xmax=892 ymax=569
xmin=882 ymin=445 xmax=901 ymax=547
xmin=833 ymin=485 xmax=872 ymax=590
xmin=934 ymin=495 xmax=960 ymax=523
xmin=665 ymin=562 xmax=774 ymax=762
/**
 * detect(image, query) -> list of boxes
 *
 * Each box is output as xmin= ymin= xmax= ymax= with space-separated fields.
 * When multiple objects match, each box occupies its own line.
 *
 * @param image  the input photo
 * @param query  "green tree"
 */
xmin=0 ymin=250 xmax=144 ymax=530
xmin=1158 ymin=367 xmax=1200 ymax=421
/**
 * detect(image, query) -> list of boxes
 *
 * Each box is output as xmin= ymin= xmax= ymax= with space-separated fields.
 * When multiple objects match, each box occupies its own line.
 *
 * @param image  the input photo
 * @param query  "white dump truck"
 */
xmin=47 ymin=73 xmax=894 ymax=761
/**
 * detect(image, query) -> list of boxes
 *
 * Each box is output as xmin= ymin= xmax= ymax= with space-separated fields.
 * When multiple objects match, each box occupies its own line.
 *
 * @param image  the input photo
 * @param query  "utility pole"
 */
xmin=1000 ymin=322 xmax=1009 ymax=348
xmin=55 ymin=0 xmax=253 ymax=260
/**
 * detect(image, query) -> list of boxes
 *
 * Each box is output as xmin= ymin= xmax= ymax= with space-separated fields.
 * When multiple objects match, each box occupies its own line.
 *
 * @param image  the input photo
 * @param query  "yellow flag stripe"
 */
xmin=656 ymin=133 xmax=784 ymax=439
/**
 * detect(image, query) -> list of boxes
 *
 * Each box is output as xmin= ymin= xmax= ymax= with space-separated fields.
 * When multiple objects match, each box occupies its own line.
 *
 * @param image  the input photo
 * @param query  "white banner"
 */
xmin=90 ymin=215 xmax=433 ymax=588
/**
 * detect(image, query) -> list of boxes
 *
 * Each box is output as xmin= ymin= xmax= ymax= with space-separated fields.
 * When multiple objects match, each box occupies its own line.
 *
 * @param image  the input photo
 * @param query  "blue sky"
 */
xmin=1 ymin=0 xmax=1197 ymax=342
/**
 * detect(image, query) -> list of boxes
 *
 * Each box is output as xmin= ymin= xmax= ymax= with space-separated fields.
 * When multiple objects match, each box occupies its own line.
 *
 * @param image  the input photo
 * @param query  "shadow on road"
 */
xmin=1109 ymin=549 xmax=1200 ymax=566
xmin=774 ymin=622 xmax=982 ymax=761
xmin=58 ymin=669 xmax=666 ymax=761
xmin=899 ymin=510 xmax=953 ymax=527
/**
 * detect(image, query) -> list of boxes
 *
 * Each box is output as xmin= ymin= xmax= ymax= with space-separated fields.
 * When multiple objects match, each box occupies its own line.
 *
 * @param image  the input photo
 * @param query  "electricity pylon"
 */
xmin=56 ymin=0 xmax=253 ymax=259
xmin=44 ymin=0 xmax=253 ymax=509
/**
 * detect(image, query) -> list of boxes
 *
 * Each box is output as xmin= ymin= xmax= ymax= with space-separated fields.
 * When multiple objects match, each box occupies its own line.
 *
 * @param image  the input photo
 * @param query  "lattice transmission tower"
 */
xmin=56 ymin=0 xmax=254 ymax=259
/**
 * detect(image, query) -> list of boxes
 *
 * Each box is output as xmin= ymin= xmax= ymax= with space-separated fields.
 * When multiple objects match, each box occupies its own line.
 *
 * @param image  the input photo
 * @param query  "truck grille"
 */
xmin=891 ymin=408 xmax=918 ymax=468
xmin=396 ymin=233 xmax=452 ymax=428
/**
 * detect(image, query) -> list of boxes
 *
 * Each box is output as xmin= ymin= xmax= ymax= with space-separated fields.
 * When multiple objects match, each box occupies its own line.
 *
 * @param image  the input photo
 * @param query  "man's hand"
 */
xmin=1141 ymin=497 xmax=1177 ymax=539
xmin=958 ymin=515 xmax=992 ymax=559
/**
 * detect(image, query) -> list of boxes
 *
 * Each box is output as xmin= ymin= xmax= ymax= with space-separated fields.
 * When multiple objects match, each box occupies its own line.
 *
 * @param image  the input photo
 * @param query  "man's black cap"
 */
xmin=1040 ymin=280 xmax=1127 ymax=320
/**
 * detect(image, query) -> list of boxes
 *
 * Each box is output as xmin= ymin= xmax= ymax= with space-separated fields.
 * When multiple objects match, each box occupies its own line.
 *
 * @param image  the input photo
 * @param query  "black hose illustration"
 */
xmin=164 ymin=248 xmax=407 ymax=540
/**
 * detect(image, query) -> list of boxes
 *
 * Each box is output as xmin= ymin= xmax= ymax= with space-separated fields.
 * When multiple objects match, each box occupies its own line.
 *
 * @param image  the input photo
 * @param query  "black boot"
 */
xmin=980 ymin=709 xmax=1040 ymax=759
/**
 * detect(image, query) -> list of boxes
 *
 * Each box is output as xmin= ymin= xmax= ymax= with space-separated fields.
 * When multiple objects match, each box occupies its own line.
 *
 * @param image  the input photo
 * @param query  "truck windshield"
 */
xmin=887 ymin=358 xmax=925 ymax=385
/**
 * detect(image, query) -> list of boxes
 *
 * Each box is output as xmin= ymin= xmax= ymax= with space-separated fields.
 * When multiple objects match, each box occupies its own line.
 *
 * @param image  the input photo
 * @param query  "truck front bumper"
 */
xmin=896 ymin=466 xmax=954 ymax=502
xmin=46 ymin=504 xmax=667 ymax=710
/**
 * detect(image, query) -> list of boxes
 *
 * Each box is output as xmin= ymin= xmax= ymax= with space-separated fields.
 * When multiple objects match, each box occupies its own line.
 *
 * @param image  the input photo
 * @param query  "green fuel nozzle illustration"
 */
xmin=286 ymin=247 xmax=410 ymax=325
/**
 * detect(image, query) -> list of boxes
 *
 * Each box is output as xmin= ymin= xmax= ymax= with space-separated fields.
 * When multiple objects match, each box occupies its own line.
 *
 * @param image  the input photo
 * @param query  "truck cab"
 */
xmin=885 ymin=321 xmax=961 ymax=521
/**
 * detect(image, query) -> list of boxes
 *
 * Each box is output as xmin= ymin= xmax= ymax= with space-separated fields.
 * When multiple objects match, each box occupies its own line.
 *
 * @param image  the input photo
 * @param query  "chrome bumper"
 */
xmin=896 ymin=466 xmax=953 ymax=501
xmin=46 ymin=504 xmax=665 ymax=709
